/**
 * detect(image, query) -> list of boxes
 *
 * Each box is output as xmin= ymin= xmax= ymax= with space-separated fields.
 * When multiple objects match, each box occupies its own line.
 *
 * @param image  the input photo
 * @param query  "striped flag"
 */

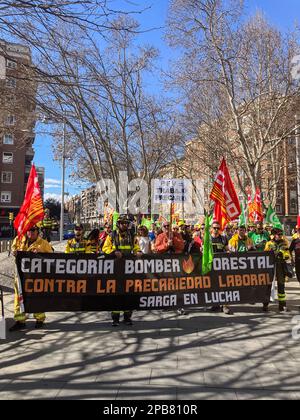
xmin=210 ymin=158 xmax=241 ymax=230
xmin=253 ymin=188 xmax=264 ymax=222
xmin=14 ymin=164 xmax=45 ymax=238
xmin=246 ymin=187 xmax=255 ymax=223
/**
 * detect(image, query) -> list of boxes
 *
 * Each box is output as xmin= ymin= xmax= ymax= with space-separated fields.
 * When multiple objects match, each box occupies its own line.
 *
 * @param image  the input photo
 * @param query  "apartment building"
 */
xmin=65 ymin=186 xmax=100 ymax=227
xmin=0 ymin=40 xmax=37 ymax=238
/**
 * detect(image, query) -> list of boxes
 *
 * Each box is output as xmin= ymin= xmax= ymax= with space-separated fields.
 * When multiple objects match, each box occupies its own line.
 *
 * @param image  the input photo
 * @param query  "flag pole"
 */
xmin=169 ymin=201 xmax=173 ymax=240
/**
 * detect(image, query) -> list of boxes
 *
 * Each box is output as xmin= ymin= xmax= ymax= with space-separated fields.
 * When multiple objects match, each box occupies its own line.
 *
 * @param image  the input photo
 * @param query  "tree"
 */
xmin=36 ymin=16 xmax=180 ymax=202
xmin=167 ymin=0 xmax=300 ymax=205
xmin=44 ymin=198 xmax=61 ymax=219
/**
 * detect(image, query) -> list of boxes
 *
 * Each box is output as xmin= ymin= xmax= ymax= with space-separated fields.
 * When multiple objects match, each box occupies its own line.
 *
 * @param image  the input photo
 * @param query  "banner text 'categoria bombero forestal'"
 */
xmin=16 ymin=252 xmax=275 ymax=312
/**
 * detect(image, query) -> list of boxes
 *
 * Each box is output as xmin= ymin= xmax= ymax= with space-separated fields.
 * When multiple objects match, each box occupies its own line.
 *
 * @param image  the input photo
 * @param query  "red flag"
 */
xmin=210 ymin=158 xmax=241 ymax=230
xmin=252 ymin=188 xmax=264 ymax=222
xmin=14 ymin=164 xmax=45 ymax=238
xmin=246 ymin=186 xmax=255 ymax=223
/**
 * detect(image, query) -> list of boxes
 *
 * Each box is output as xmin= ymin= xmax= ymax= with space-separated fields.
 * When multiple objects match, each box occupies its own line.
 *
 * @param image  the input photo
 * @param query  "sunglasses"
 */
xmin=213 ymin=227 xmax=220 ymax=230
xmin=29 ymin=228 xmax=38 ymax=232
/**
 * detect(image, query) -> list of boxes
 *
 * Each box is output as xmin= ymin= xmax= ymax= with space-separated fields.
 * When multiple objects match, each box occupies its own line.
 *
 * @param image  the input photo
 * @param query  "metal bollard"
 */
xmin=0 ymin=287 xmax=6 ymax=339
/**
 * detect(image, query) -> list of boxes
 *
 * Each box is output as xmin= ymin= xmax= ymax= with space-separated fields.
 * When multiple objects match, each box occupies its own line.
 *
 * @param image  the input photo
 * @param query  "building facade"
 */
xmin=65 ymin=186 xmax=100 ymax=228
xmin=0 ymin=41 xmax=36 ymax=238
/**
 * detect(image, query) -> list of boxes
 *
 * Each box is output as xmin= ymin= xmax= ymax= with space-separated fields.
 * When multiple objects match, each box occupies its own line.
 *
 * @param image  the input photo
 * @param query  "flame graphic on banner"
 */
xmin=182 ymin=256 xmax=195 ymax=274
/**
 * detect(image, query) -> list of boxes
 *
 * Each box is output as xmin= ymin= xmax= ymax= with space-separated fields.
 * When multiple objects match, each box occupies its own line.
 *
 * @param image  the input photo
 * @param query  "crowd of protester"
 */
xmin=8 ymin=214 xmax=300 ymax=331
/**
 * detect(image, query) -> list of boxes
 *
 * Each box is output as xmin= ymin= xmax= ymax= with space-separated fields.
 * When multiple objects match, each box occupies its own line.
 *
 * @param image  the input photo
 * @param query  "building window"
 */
xmin=6 ymin=95 xmax=16 ymax=104
xmin=290 ymin=190 xmax=298 ymax=214
xmin=276 ymin=204 xmax=283 ymax=214
xmin=1 ymin=191 xmax=11 ymax=203
xmin=6 ymin=78 xmax=17 ymax=88
xmin=2 ymin=152 xmax=13 ymax=164
xmin=3 ymin=134 xmax=14 ymax=145
xmin=6 ymin=60 xmax=17 ymax=69
xmin=5 ymin=115 xmax=16 ymax=126
xmin=1 ymin=172 xmax=12 ymax=183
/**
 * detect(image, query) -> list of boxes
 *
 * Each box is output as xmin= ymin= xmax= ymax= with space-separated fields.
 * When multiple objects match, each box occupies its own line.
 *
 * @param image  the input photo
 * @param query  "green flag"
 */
xmin=266 ymin=206 xmax=283 ymax=230
xmin=239 ymin=204 xmax=246 ymax=226
xmin=112 ymin=211 xmax=119 ymax=230
xmin=202 ymin=214 xmax=214 ymax=275
xmin=141 ymin=217 xmax=154 ymax=230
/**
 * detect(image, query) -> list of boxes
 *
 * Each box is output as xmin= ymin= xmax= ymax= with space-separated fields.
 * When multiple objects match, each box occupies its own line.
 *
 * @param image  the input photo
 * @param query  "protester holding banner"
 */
xmin=154 ymin=222 xmax=185 ymax=254
xmin=10 ymin=225 xmax=53 ymax=332
xmin=228 ymin=225 xmax=254 ymax=252
xmin=137 ymin=226 xmax=151 ymax=255
xmin=224 ymin=224 xmax=233 ymax=242
xmin=87 ymin=229 xmax=101 ymax=254
xmin=251 ymin=222 xmax=270 ymax=251
xmin=180 ymin=223 xmax=194 ymax=253
xmin=103 ymin=215 xmax=141 ymax=326
xmin=264 ymin=229 xmax=291 ymax=312
xmin=210 ymin=221 xmax=233 ymax=315
xmin=211 ymin=222 xmax=229 ymax=254
xmin=65 ymin=224 xmax=91 ymax=254
xmin=200 ymin=223 xmax=206 ymax=240
xmin=289 ymin=227 xmax=300 ymax=284
xmin=154 ymin=221 xmax=186 ymax=315
xmin=192 ymin=226 xmax=202 ymax=253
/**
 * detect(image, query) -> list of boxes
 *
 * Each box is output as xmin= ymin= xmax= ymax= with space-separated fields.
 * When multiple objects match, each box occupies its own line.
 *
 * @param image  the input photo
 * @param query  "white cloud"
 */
xmin=45 ymin=178 xmax=61 ymax=186
xmin=45 ymin=184 xmax=61 ymax=190
xmin=44 ymin=193 xmax=62 ymax=202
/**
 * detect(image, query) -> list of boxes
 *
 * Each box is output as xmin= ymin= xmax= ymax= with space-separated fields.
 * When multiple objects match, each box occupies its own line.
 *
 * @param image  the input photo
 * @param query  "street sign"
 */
xmin=9 ymin=212 xmax=14 ymax=221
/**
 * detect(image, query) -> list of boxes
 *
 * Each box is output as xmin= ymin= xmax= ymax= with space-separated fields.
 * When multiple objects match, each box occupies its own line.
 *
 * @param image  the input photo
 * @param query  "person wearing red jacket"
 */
xmin=154 ymin=222 xmax=185 ymax=254
xmin=154 ymin=222 xmax=185 ymax=315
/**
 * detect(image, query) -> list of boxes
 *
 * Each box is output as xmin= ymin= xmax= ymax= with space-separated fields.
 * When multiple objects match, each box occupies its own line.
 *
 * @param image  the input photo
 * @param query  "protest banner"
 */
xmin=16 ymin=252 xmax=275 ymax=313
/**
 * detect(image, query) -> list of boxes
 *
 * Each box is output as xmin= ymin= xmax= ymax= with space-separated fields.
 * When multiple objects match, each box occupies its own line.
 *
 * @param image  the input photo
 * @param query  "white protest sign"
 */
xmin=153 ymin=179 xmax=188 ymax=204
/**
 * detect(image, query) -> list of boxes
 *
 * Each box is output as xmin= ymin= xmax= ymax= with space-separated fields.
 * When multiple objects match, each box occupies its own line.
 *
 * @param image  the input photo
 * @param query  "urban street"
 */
xmin=1 ymin=243 xmax=300 ymax=400
xmin=1 ymin=0 xmax=300 ymax=403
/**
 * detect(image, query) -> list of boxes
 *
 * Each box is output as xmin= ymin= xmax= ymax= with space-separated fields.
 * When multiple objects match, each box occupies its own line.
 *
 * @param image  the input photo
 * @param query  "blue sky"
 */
xmin=36 ymin=0 xmax=300 ymax=201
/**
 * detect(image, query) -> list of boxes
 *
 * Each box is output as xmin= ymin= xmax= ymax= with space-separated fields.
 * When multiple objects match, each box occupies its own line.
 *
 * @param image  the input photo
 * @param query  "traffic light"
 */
xmin=9 ymin=212 xmax=14 ymax=221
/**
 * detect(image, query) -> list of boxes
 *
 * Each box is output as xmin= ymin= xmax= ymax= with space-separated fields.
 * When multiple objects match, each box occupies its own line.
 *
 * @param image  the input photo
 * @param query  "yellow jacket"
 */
xmin=228 ymin=234 xmax=254 ymax=252
xmin=12 ymin=236 xmax=53 ymax=253
xmin=102 ymin=231 xmax=140 ymax=255
xmin=265 ymin=238 xmax=291 ymax=260
xmin=65 ymin=238 xmax=91 ymax=254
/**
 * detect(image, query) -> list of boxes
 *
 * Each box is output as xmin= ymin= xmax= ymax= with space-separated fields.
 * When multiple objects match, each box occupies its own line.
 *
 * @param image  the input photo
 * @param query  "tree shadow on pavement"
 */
xmin=1 ymin=308 xmax=300 ymax=400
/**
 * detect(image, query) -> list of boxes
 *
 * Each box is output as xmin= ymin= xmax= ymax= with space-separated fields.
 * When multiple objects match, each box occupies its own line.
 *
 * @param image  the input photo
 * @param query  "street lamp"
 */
xmin=296 ymin=114 xmax=300 ymax=216
xmin=60 ymin=116 xmax=66 ymax=242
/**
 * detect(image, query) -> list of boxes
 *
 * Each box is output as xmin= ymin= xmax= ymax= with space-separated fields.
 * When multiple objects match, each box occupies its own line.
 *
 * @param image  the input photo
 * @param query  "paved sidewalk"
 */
xmin=1 ymin=279 xmax=300 ymax=400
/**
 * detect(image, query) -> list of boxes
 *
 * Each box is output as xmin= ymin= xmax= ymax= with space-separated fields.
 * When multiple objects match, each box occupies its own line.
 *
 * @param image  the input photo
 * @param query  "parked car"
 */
xmin=63 ymin=230 xmax=75 ymax=240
